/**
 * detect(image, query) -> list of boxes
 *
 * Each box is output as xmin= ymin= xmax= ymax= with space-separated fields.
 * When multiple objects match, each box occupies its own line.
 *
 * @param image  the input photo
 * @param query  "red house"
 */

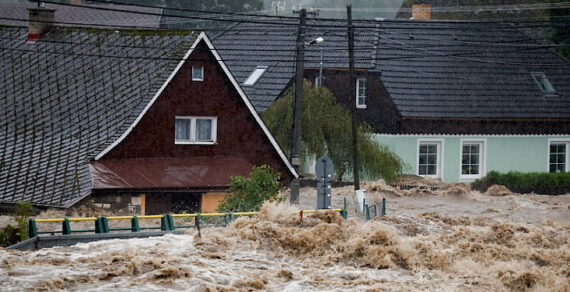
xmin=0 ymin=9 xmax=297 ymax=214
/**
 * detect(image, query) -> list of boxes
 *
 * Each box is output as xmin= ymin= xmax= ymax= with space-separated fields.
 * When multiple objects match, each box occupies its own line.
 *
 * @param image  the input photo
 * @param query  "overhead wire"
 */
xmin=32 ymin=0 xmax=570 ymax=29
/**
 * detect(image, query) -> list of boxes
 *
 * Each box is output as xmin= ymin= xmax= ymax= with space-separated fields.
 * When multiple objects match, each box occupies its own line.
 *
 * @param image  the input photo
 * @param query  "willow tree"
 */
xmin=262 ymin=82 xmax=407 ymax=182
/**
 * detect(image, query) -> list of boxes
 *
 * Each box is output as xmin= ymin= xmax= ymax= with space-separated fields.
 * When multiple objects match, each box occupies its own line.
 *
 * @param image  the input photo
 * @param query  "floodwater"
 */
xmin=1 ymin=182 xmax=569 ymax=291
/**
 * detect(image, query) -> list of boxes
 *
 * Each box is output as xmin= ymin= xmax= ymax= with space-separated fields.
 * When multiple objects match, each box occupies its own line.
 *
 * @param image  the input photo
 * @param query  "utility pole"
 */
xmin=289 ymin=8 xmax=307 ymax=203
xmin=347 ymin=5 xmax=360 ymax=191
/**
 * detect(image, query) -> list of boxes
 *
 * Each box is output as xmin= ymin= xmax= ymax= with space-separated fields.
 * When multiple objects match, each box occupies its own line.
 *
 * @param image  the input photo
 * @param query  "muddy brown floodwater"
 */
xmin=1 ymin=182 xmax=569 ymax=291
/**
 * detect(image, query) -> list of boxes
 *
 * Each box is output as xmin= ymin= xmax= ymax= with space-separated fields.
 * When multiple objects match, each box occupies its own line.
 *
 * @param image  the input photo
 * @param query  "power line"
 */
xmin=31 ymin=0 xmax=570 ymax=28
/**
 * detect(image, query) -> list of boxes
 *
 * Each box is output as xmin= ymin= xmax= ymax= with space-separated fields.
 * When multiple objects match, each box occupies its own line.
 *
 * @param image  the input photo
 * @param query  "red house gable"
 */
xmin=91 ymin=33 xmax=296 ymax=190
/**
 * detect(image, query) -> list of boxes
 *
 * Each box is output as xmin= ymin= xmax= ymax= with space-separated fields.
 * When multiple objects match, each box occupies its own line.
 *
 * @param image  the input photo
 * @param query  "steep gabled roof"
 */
xmin=0 ymin=25 xmax=196 ymax=208
xmin=212 ymin=19 xmax=570 ymax=119
xmin=0 ymin=25 xmax=296 ymax=208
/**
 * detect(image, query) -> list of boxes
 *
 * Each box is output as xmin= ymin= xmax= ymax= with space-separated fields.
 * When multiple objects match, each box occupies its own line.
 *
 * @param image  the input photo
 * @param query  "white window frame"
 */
xmin=459 ymin=139 xmax=486 ymax=180
xmin=192 ymin=66 xmax=204 ymax=81
xmin=175 ymin=116 xmax=217 ymax=145
xmin=356 ymin=78 xmax=367 ymax=109
xmin=417 ymin=139 xmax=443 ymax=179
xmin=243 ymin=66 xmax=267 ymax=86
xmin=530 ymin=72 xmax=556 ymax=94
xmin=547 ymin=138 xmax=570 ymax=172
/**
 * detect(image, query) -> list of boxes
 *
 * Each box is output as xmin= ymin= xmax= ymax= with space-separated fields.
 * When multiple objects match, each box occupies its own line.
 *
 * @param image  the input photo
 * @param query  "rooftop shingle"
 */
xmin=0 ymin=25 xmax=197 ymax=207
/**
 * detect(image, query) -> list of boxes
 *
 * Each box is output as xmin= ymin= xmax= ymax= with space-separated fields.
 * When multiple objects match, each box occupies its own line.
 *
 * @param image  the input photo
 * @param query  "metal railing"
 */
xmin=362 ymin=198 xmax=386 ymax=221
xmin=28 ymin=208 xmax=347 ymax=238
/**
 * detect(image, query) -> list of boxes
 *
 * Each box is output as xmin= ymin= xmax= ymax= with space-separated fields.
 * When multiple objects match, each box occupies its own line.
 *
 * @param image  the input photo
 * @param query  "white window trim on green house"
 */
xmin=371 ymin=134 xmax=570 ymax=183
xmin=459 ymin=139 xmax=486 ymax=180
xmin=416 ymin=139 xmax=444 ymax=179
xmin=548 ymin=138 xmax=570 ymax=173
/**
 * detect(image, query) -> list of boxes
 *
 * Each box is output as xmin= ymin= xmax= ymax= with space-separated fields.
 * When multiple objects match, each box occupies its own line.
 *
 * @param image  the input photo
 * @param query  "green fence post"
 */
xmin=342 ymin=197 xmax=347 ymax=220
xmin=62 ymin=218 xmax=71 ymax=235
xmin=28 ymin=219 xmax=37 ymax=238
xmin=224 ymin=213 xmax=230 ymax=226
xmin=160 ymin=214 xmax=170 ymax=231
xmin=95 ymin=217 xmax=103 ymax=233
xmin=102 ymin=217 xmax=109 ymax=233
xmin=365 ymin=204 xmax=370 ymax=221
xmin=197 ymin=213 xmax=202 ymax=227
xmin=381 ymin=198 xmax=386 ymax=217
xmin=131 ymin=216 xmax=140 ymax=232
xmin=230 ymin=212 xmax=235 ymax=222
xmin=167 ymin=214 xmax=175 ymax=230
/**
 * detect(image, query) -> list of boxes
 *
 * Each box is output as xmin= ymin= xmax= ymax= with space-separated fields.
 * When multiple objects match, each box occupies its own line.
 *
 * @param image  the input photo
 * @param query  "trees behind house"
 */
xmin=262 ymin=82 xmax=407 ymax=182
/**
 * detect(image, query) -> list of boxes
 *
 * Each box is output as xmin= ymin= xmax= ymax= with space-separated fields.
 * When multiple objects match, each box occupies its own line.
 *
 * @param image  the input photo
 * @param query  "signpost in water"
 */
xmin=315 ymin=155 xmax=334 ymax=209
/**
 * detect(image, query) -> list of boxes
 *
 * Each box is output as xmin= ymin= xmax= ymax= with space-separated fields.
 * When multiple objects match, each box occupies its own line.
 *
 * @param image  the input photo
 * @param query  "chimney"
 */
xmin=27 ymin=6 xmax=55 ymax=43
xmin=412 ymin=4 xmax=431 ymax=20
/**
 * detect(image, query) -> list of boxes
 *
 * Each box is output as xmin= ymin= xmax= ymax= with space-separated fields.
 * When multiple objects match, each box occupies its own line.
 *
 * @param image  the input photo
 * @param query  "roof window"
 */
xmin=243 ymin=66 xmax=268 ymax=86
xmin=531 ymin=72 xmax=556 ymax=94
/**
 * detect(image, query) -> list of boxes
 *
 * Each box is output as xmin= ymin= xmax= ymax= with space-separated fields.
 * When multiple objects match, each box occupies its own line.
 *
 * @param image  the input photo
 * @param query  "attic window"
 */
xmin=192 ymin=66 xmax=203 ymax=81
xmin=243 ymin=66 xmax=268 ymax=86
xmin=531 ymin=72 xmax=556 ymax=94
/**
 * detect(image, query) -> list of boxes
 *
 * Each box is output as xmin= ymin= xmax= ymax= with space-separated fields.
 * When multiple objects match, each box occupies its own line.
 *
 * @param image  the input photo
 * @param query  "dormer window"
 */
xmin=243 ymin=66 xmax=267 ymax=86
xmin=192 ymin=66 xmax=204 ymax=81
xmin=531 ymin=72 xmax=556 ymax=94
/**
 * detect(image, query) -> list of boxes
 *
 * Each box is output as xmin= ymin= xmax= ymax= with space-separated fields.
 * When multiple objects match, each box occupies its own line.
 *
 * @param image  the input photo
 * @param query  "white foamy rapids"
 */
xmin=1 ymin=201 xmax=569 ymax=291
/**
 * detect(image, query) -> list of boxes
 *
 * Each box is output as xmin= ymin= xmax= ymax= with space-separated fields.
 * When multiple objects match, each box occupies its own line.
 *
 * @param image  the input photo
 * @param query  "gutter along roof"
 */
xmin=212 ymin=18 xmax=570 ymax=119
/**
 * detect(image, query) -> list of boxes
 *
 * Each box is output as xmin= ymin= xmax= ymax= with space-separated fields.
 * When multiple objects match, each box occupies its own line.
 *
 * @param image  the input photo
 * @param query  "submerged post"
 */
xmin=342 ymin=197 xmax=348 ymax=220
xmin=131 ymin=216 xmax=140 ymax=232
xmin=28 ymin=219 xmax=37 ymax=238
xmin=195 ymin=214 xmax=201 ymax=238
xmin=62 ymin=218 xmax=71 ymax=235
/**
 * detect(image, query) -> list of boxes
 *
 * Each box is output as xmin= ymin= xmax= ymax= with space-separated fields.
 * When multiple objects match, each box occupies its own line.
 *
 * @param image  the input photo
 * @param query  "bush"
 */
xmin=14 ymin=200 xmax=32 ymax=241
xmin=472 ymin=171 xmax=570 ymax=195
xmin=217 ymin=165 xmax=282 ymax=212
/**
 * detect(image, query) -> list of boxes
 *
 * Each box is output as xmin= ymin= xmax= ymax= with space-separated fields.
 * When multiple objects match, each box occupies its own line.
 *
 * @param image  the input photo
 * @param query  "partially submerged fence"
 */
xmin=362 ymin=198 xmax=387 ymax=221
xmin=28 ymin=208 xmax=347 ymax=238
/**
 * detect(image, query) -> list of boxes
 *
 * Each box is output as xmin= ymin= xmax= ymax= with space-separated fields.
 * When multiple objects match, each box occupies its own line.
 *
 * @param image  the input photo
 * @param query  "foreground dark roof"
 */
xmin=0 ymin=25 xmax=197 ymax=207
xmin=213 ymin=18 xmax=570 ymax=119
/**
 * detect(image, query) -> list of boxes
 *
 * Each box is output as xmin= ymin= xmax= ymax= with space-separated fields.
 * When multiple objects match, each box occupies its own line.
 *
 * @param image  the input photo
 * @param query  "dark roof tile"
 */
xmin=0 ymin=25 xmax=197 ymax=207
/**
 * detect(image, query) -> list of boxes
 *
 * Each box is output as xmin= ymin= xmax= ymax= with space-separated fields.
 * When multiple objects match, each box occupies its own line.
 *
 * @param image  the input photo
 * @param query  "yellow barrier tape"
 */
xmin=107 ymin=216 xmax=134 ymax=220
xmin=200 ymin=213 xmax=226 ymax=217
xmin=68 ymin=217 xmax=97 ymax=222
xmin=137 ymin=215 xmax=164 ymax=219
xmin=232 ymin=212 xmax=258 ymax=216
xmin=171 ymin=214 xmax=197 ymax=218
xmin=35 ymin=218 xmax=65 ymax=223
xmin=33 ymin=209 xmax=345 ymax=223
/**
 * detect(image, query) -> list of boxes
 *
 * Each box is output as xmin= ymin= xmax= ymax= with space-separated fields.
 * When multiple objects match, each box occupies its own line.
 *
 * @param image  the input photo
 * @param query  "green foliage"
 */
xmin=217 ymin=165 xmax=281 ymax=212
xmin=0 ymin=225 xmax=16 ymax=247
xmin=545 ymin=0 xmax=570 ymax=59
xmin=0 ymin=201 xmax=32 ymax=247
xmin=262 ymin=82 xmax=407 ymax=182
xmin=15 ymin=200 xmax=32 ymax=241
xmin=472 ymin=170 xmax=570 ymax=194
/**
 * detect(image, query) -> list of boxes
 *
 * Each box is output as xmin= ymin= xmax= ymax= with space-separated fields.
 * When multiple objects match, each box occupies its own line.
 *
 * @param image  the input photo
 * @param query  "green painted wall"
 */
xmin=373 ymin=135 xmax=570 ymax=183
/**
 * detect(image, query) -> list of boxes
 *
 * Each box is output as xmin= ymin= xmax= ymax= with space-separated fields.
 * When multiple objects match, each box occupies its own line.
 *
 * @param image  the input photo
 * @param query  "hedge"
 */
xmin=471 ymin=171 xmax=570 ymax=195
